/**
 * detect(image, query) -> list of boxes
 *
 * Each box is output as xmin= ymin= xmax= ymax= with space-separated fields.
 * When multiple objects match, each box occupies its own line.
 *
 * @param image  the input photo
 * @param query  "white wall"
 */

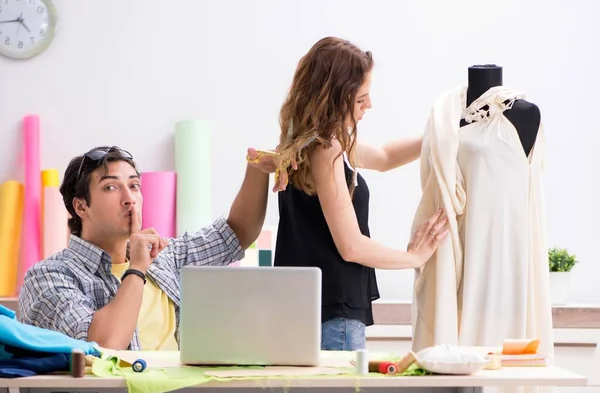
xmin=0 ymin=0 xmax=598 ymax=303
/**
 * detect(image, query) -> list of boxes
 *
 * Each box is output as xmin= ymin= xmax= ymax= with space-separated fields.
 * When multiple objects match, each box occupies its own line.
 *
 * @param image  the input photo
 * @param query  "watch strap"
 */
xmin=121 ymin=269 xmax=146 ymax=285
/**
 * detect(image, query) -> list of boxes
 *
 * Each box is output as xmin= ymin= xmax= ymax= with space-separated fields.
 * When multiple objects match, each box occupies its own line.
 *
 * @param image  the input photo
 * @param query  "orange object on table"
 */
xmin=502 ymin=339 xmax=540 ymax=355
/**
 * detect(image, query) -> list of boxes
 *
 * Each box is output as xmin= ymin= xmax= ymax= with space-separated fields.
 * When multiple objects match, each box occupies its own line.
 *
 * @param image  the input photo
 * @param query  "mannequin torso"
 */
xmin=459 ymin=64 xmax=539 ymax=157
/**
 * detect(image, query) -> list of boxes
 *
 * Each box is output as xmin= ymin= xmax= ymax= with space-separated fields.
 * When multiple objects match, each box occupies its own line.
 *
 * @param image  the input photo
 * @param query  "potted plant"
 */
xmin=548 ymin=247 xmax=578 ymax=305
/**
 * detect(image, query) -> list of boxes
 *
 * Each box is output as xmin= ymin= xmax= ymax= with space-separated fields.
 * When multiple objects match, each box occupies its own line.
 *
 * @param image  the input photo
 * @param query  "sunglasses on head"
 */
xmin=76 ymin=146 xmax=134 ymax=183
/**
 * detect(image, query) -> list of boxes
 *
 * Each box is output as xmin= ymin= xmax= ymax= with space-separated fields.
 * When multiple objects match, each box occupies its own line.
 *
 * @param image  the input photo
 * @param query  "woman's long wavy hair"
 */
xmin=277 ymin=37 xmax=373 ymax=197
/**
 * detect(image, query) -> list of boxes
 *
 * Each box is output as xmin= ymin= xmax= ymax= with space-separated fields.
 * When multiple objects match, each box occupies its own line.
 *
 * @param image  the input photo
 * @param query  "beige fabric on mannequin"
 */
xmin=410 ymin=86 xmax=554 ymax=393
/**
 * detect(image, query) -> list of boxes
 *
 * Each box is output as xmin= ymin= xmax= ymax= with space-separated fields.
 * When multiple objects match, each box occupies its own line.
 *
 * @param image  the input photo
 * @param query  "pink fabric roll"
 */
xmin=19 ymin=115 xmax=41 ymax=290
xmin=140 ymin=171 xmax=176 ymax=237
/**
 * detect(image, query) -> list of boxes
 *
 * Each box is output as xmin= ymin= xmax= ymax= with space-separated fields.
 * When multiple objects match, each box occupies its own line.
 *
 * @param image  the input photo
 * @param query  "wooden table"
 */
xmin=0 ymin=365 xmax=587 ymax=393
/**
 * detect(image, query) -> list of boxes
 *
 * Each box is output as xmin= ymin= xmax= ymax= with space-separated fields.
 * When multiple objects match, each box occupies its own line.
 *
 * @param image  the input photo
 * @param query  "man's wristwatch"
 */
xmin=121 ymin=269 xmax=147 ymax=285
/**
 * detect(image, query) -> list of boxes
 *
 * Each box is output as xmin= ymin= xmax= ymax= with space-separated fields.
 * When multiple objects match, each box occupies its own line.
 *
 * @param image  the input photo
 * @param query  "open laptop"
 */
xmin=179 ymin=265 xmax=322 ymax=366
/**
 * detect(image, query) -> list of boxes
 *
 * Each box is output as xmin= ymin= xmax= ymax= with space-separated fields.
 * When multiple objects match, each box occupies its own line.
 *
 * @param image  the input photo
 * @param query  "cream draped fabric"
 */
xmin=410 ymin=86 xmax=554 ymax=392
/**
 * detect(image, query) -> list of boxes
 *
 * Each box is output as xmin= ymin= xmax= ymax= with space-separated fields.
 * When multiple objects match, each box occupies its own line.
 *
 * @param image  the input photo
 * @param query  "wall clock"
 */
xmin=0 ymin=0 xmax=57 ymax=60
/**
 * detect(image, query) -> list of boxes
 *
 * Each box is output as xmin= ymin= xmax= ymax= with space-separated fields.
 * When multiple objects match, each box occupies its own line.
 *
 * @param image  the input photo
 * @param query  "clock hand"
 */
xmin=2 ymin=12 xmax=23 ymax=25
xmin=19 ymin=19 xmax=31 ymax=33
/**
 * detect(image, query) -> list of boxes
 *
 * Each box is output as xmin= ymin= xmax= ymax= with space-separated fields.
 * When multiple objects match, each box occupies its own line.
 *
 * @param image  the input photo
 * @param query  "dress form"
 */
xmin=460 ymin=64 xmax=540 ymax=157
xmin=410 ymin=73 xmax=553 ymax=393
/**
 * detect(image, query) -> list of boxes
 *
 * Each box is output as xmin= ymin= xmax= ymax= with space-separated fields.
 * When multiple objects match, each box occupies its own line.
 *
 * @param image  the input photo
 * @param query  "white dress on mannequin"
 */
xmin=410 ymin=86 xmax=554 ymax=393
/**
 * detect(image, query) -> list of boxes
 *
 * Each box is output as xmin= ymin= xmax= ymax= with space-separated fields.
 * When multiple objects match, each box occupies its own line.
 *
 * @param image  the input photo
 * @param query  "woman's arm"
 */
xmin=311 ymin=139 xmax=446 ymax=270
xmin=357 ymin=136 xmax=422 ymax=172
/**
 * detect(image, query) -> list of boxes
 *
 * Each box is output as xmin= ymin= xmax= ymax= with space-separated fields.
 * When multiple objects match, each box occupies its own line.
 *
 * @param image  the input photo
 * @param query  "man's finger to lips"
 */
xmin=130 ymin=205 xmax=139 ymax=232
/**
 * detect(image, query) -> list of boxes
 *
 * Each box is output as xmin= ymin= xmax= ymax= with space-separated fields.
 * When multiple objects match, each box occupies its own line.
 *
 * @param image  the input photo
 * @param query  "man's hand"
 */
xmin=128 ymin=204 xmax=169 ymax=273
xmin=246 ymin=148 xmax=298 ymax=192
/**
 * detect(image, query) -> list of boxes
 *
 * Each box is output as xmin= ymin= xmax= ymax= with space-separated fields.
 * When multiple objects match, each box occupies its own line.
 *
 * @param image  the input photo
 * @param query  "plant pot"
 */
xmin=549 ymin=271 xmax=571 ymax=305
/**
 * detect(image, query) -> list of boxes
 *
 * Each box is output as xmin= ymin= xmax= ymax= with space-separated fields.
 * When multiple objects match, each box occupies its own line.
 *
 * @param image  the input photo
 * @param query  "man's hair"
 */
xmin=59 ymin=146 xmax=139 ymax=236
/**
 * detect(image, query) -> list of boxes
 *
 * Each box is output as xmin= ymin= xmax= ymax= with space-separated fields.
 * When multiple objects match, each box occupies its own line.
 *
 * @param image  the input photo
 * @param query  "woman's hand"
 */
xmin=407 ymin=208 xmax=449 ymax=268
xmin=246 ymin=148 xmax=298 ymax=192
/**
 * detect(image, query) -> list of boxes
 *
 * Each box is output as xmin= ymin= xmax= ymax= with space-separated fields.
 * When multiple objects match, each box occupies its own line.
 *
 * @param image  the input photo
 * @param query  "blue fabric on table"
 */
xmin=0 ymin=304 xmax=100 ymax=378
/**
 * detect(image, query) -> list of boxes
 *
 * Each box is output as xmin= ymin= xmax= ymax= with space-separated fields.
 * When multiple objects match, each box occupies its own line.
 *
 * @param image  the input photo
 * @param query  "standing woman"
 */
xmin=272 ymin=37 xmax=448 ymax=351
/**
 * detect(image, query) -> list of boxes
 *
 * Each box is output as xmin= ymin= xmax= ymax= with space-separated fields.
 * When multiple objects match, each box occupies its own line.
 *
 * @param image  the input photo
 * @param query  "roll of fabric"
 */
xmin=174 ymin=120 xmax=211 ymax=235
xmin=42 ymin=186 xmax=68 ymax=259
xmin=140 ymin=171 xmax=176 ymax=238
xmin=20 ymin=115 xmax=42 ymax=289
xmin=41 ymin=168 xmax=60 ymax=256
xmin=0 ymin=181 xmax=24 ymax=297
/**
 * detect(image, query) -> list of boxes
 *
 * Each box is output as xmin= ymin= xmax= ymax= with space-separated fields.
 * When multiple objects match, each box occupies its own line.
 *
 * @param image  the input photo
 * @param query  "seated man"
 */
xmin=19 ymin=145 xmax=283 ymax=351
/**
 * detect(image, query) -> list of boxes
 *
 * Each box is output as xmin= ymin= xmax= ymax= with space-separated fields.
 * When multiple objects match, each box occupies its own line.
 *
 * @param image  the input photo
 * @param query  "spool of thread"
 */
xmin=381 ymin=361 xmax=398 ymax=374
xmin=70 ymin=349 xmax=85 ymax=378
xmin=355 ymin=349 xmax=368 ymax=375
xmin=132 ymin=358 xmax=147 ymax=372
xmin=368 ymin=360 xmax=398 ymax=375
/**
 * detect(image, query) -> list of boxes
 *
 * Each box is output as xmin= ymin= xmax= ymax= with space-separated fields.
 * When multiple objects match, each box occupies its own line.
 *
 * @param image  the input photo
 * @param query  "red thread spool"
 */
xmin=386 ymin=363 xmax=398 ymax=374
xmin=378 ymin=361 xmax=398 ymax=374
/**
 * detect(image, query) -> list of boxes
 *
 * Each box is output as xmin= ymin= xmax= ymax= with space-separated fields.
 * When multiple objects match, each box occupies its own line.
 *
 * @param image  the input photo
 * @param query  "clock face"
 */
xmin=0 ymin=0 xmax=57 ymax=60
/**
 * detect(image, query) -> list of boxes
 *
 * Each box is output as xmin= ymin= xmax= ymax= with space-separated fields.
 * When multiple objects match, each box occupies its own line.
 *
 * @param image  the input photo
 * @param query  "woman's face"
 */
xmin=344 ymin=70 xmax=372 ymax=130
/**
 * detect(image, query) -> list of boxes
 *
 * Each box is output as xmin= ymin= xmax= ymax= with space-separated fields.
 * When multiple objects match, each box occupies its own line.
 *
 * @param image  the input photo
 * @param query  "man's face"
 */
xmin=76 ymin=160 xmax=142 ymax=240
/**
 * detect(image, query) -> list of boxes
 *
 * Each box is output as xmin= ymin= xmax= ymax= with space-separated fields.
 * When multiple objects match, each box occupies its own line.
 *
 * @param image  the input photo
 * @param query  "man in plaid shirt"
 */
xmin=19 ymin=145 xmax=288 ymax=351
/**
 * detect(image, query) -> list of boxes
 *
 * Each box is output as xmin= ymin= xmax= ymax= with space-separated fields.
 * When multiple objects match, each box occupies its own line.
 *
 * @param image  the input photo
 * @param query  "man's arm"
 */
xmin=168 ymin=164 xmax=269 ymax=268
xmin=168 ymin=217 xmax=244 ymax=268
xmin=357 ymin=136 xmax=422 ymax=172
xmin=19 ymin=261 xmax=144 ymax=350
xmin=87 ymin=273 xmax=144 ymax=350
xmin=226 ymin=164 xmax=269 ymax=249
xmin=19 ymin=263 xmax=97 ymax=342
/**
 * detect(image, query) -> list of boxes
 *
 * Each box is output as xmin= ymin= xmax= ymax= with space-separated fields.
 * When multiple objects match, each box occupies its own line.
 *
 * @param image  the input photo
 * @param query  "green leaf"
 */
xmin=548 ymin=247 xmax=578 ymax=272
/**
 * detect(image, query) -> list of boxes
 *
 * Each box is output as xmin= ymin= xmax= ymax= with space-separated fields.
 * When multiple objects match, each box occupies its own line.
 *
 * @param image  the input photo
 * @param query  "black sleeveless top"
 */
xmin=274 ymin=158 xmax=380 ymax=326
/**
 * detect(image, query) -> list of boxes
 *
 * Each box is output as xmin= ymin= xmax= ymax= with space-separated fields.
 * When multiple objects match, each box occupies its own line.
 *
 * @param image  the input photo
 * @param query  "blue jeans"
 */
xmin=321 ymin=317 xmax=366 ymax=350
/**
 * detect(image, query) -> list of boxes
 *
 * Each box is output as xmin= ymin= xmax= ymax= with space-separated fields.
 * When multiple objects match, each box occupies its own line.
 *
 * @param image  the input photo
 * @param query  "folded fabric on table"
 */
xmin=0 ymin=352 xmax=70 ymax=377
xmin=90 ymin=350 xmax=430 ymax=393
xmin=0 ymin=305 xmax=100 ymax=378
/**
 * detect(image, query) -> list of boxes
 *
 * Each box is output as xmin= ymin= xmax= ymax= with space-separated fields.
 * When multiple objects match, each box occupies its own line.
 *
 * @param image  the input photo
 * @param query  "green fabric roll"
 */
xmin=174 ymin=120 xmax=212 ymax=236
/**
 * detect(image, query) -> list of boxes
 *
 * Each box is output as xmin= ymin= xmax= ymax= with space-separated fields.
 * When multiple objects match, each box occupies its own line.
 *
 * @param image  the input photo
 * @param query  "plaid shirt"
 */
xmin=18 ymin=216 xmax=244 ymax=350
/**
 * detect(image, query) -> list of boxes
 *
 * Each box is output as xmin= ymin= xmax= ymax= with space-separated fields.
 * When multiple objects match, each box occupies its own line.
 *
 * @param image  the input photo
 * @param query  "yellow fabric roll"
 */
xmin=41 ymin=169 xmax=59 ymax=187
xmin=41 ymin=168 xmax=60 ymax=255
xmin=0 ymin=181 xmax=24 ymax=297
